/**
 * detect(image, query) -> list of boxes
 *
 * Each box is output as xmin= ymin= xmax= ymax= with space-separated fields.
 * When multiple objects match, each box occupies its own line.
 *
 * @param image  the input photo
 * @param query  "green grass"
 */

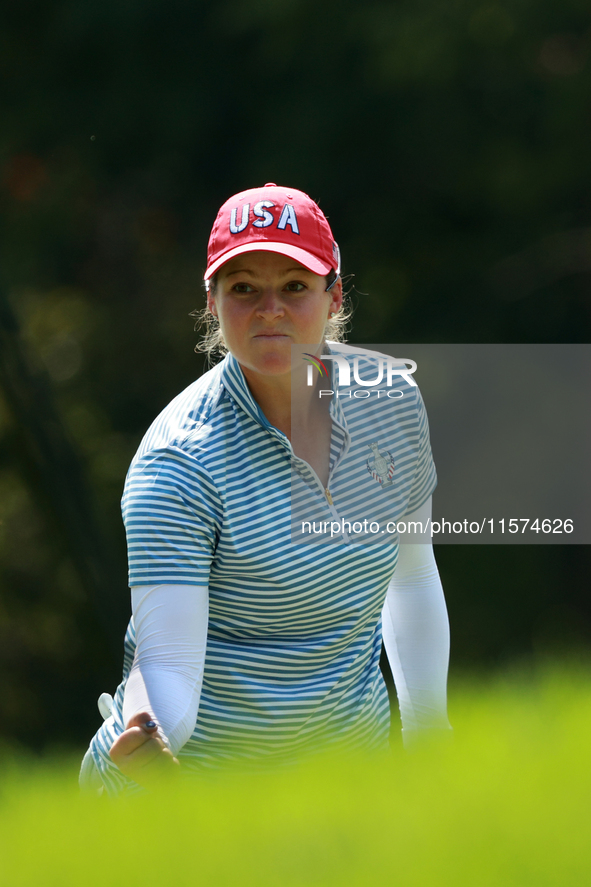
xmin=2 ymin=663 xmax=591 ymax=886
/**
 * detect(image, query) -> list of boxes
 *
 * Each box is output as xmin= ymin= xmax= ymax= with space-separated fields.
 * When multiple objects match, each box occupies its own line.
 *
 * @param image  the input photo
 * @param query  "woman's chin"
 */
xmin=255 ymin=357 xmax=292 ymax=377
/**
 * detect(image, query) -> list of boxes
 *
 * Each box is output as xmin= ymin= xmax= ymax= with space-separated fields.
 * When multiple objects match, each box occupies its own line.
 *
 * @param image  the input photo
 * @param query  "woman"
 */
xmin=80 ymin=184 xmax=451 ymax=794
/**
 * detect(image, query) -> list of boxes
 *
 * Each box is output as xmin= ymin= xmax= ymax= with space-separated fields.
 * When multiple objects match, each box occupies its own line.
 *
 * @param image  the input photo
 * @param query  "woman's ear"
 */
xmin=328 ymin=277 xmax=343 ymax=316
xmin=207 ymin=291 xmax=217 ymax=316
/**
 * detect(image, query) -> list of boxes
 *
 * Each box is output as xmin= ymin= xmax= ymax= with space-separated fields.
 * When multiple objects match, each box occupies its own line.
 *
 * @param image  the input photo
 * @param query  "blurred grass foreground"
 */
xmin=1 ymin=664 xmax=590 ymax=886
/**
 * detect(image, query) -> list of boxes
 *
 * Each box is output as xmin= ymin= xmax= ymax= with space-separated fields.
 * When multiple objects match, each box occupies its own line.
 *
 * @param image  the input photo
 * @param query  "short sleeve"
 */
xmin=122 ymin=447 xmax=223 ymax=586
xmin=405 ymin=387 xmax=437 ymax=514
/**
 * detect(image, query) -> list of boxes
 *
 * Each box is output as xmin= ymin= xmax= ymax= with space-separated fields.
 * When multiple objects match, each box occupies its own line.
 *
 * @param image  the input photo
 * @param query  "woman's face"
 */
xmin=207 ymin=251 xmax=342 ymax=379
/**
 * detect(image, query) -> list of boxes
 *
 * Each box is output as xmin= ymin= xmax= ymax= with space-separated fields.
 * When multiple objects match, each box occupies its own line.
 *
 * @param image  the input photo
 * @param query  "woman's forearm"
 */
xmin=382 ymin=499 xmax=451 ymax=743
xmin=122 ymin=584 xmax=209 ymax=756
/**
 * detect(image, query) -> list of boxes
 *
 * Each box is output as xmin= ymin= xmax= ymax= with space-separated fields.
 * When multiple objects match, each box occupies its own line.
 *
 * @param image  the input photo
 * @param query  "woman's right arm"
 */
xmin=110 ymin=583 xmax=208 ymax=785
xmin=111 ymin=444 xmax=220 ymax=787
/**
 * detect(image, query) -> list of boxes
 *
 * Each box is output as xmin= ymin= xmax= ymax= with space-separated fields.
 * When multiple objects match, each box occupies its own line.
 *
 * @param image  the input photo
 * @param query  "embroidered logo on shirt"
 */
xmin=367 ymin=442 xmax=395 ymax=488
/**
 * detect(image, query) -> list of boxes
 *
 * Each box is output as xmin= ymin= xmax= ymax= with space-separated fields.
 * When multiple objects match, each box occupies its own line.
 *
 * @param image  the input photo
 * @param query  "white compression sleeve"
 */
xmin=382 ymin=497 xmax=452 ymax=745
xmin=122 ymin=584 xmax=208 ymax=757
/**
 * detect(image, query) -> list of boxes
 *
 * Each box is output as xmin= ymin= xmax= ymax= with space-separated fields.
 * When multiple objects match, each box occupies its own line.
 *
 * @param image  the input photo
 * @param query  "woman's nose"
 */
xmin=256 ymin=289 xmax=284 ymax=317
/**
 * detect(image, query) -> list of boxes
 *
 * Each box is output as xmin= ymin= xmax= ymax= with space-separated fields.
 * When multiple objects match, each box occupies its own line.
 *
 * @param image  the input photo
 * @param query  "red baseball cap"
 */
xmin=204 ymin=183 xmax=341 ymax=285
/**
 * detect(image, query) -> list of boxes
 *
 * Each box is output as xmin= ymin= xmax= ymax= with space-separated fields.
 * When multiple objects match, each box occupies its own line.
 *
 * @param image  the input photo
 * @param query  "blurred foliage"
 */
xmin=0 ymin=0 xmax=590 ymax=752
xmin=2 ymin=665 xmax=591 ymax=885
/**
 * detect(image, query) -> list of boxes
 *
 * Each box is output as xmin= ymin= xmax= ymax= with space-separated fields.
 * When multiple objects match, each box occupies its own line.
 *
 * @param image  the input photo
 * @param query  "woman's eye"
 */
xmin=285 ymin=281 xmax=306 ymax=293
xmin=232 ymin=283 xmax=255 ymax=294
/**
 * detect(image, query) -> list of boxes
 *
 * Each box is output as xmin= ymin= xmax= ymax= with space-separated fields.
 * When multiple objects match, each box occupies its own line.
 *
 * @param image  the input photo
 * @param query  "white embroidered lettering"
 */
xmin=229 ymin=204 xmax=249 ymax=233
xmin=252 ymin=200 xmax=275 ymax=228
xmin=277 ymin=204 xmax=300 ymax=234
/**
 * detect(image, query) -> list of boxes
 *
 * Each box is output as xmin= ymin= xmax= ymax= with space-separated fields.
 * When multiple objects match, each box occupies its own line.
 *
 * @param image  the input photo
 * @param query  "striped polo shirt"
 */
xmin=89 ymin=344 xmax=436 ymax=794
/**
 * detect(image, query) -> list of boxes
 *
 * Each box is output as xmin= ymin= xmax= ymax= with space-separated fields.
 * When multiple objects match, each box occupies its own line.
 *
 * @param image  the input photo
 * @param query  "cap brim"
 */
xmin=204 ymin=242 xmax=332 ymax=281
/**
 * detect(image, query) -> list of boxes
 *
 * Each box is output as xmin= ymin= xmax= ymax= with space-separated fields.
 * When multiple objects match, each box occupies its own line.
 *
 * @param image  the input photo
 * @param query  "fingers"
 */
xmin=109 ymin=712 xmax=180 ymax=786
xmin=125 ymin=711 xmax=159 ymax=731
xmin=116 ymin=739 xmax=180 ymax=786
xmin=118 ymin=735 xmax=171 ymax=771
xmin=110 ymin=713 xmax=162 ymax=759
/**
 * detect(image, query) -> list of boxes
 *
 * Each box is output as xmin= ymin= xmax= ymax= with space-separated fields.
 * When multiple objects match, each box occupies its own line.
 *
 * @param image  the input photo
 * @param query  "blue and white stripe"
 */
xmin=88 ymin=344 xmax=436 ymax=794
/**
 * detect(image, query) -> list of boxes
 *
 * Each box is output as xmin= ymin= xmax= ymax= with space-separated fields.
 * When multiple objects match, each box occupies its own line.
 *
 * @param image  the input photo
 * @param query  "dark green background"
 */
xmin=1 ymin=0 xmax=590 ymax=752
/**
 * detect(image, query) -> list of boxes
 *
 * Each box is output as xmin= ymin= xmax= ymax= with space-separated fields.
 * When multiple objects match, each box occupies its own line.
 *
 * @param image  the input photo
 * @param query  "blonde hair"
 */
xmin=192 ymin=272 xmax=352 ymax=364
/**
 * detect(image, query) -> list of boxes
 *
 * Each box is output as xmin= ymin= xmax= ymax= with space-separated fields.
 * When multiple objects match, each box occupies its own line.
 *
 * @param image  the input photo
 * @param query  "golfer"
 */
xmin=80 ymin=184 xmax=451 ymax=794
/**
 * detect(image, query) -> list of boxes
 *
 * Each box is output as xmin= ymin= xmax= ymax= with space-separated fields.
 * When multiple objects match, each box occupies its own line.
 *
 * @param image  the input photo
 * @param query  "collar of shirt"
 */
xmin=219 ymin=348 xmax=350 ymax=452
